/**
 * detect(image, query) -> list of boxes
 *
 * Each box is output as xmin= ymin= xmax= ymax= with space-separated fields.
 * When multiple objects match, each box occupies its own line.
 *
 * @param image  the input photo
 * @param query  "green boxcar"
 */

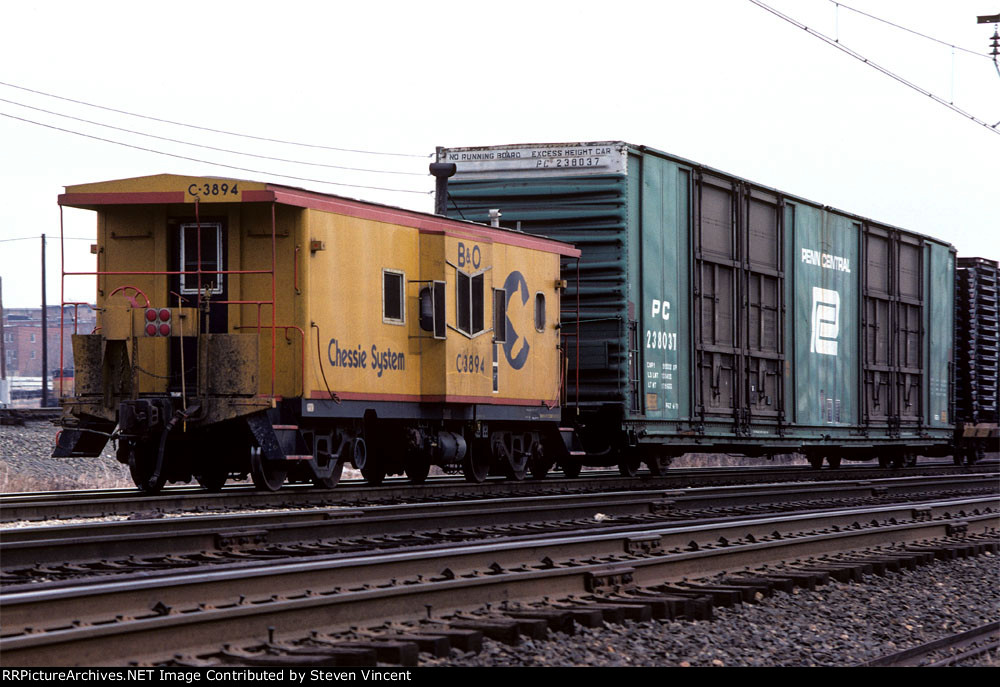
xmin=438 ymin=142 xmax=955 ymax=466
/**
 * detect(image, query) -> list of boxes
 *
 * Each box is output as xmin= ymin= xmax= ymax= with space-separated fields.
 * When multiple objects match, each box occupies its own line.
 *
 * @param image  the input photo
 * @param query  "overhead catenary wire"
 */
xmin=747 ymin=0 xmax=1000 ymax=134
xmin=0 ymin=79 xmax=431 ymax=158
xmin=0 ymin=110 xmax=434 ymax=195
xmin=0 ymin=96 xmax=426 ymax=177
xmin=827 ymin=0 xmax=992 ymax=59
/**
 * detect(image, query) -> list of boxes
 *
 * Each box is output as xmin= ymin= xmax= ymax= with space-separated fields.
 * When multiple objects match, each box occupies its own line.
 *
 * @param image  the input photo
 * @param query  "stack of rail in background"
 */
xmin=954 ymin=257 xmax=999 ymax=461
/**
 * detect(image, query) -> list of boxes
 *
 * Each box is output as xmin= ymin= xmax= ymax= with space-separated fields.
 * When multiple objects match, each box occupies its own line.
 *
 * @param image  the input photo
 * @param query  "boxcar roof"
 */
xmin=59 ymin=173 xmax=581 ymax=258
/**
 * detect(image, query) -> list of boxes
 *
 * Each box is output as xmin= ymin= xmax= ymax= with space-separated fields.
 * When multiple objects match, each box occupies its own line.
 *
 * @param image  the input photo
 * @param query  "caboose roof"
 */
xmin=59 ymin=173 xmax=581 ymax=258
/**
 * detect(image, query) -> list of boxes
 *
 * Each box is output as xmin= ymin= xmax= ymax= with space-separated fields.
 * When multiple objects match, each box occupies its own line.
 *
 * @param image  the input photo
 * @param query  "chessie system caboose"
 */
xmin=53 ymin=174 xmax=579 ymax=492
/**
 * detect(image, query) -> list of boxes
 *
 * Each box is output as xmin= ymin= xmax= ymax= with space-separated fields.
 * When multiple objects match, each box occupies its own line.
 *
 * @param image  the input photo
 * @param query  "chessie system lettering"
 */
xmin=328 ymin=339 xmax=405 ymax=377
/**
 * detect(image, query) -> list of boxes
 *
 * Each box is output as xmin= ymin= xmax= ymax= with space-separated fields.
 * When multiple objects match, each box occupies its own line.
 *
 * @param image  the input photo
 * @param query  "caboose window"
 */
xmin=456 ymin=270 xmax=485 ymax=337
xmin=383 ymin=270 xmax=405 ymax=324
xmin=179 ymin=223 xmax=223 ymax=295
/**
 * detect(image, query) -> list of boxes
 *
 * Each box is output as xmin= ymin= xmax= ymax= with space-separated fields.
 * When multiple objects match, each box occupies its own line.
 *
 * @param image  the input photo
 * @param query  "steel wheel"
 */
xmin=528 ymin=444 xmax=552 ymax=480
xmin=560 ymin=461 xmax=581 ymax=478
xmin=404 ymin=457 xmax=430 ymax=484
xmin=312 ymin=459 xmax=344 ymax=489
xmin=618 ymin=454 xmax=640 ymax=477
xmin=250 ymin=447 xmax=287 ymax=491
xmin=123 ymin=438 xmax=166 ymax=494
xmin=495 ymin=435 xmax=527 ymax=481
xmin=463 ymin=439 xmax=491 ymax=483
xmin=647 ymin=456 xmax=671 ymax=476
xmin=505 ymin=456 xmax=527 ymax=481
xmin=361 ymin=463 xmax=386 ymax=486
xmin=808 ymin=455 xmax=824 ymax=470
xmin=196 ymin=468 xmax=228 ymax=492
xmin=826 ymin=455 xmax=842 ymax=469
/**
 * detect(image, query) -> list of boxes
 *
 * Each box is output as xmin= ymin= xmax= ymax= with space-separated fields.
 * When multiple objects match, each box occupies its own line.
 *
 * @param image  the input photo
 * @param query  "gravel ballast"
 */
xmin=1 ymin=419 xmax=131 ymax=491
xmin=3 ymin=419 xmax=998 ymax=667
xmin=424 ymin=553 xmax=999 ymax=667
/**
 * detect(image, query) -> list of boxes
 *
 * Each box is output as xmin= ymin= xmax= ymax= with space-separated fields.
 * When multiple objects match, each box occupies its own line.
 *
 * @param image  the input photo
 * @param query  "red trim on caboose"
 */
xmin=309 ymin=390 xmax=558 ymax=407
xmin=58 ymin=191 xmax=186 ymax=206
xmin=265 ymin=185 xmax=580 ymax=258
xmin=57 ymin=177 xmax=580 ymax=259
xmin=241 ymin=190 xmax=276 ymax=203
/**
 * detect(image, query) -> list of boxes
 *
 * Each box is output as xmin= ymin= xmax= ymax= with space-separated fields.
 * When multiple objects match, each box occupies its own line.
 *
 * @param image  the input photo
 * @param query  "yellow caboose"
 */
xmin=54 ymin=174 xmax=580 ymax=492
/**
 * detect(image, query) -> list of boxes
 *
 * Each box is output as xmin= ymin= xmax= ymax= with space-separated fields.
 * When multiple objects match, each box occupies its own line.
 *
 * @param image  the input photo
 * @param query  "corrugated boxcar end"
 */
xmin=53 ymin=173 xmax=579 ymax=490
xmin=438 ymin=141 xmax=965 ymax=472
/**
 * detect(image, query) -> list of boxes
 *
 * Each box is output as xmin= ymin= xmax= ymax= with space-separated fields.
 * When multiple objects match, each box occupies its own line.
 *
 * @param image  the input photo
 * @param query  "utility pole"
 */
xmin=979 ymin=13 xmax=1000 ymax=127
xmin=41 ymin=233 xmax=48 ymax=407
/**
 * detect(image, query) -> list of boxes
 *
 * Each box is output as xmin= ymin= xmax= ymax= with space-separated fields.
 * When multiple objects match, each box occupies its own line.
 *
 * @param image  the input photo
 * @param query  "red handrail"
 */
xmin=59 ymin=196 xmax=282 ymax=403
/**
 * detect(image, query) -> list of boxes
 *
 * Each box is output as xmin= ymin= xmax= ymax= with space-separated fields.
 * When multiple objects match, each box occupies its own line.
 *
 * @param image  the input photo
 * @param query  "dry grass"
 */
xmin=672 ymin=453 xmax=806 ymax=467
xmin=0 ymin=459 xmax=134 ymax=493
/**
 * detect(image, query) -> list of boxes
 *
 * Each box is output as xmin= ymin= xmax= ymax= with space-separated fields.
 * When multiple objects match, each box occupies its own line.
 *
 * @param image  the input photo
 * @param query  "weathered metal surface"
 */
xmin=70 ymin=334 xmax=104 ymax=397
xmin=200 ymin=333 xmax=258 ymax=396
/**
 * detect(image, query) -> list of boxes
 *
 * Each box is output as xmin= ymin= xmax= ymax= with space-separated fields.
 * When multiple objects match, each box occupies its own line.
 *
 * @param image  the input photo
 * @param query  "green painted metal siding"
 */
xmin=790 ymin=204 xmax=860 ymax=427
xmin=927 ymin=242 xmax=955 ymax=427
xmin=632 ymin=153 xmax=690 ymax=421
xmin=439 ymin=141 xmax=957 ymax=453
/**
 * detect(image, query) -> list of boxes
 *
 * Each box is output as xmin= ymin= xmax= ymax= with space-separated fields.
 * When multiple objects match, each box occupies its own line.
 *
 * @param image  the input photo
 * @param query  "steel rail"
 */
xmin=2 ymin=479 xmax=997 ymax=570
xmin=859 ymin=621 xmax=1000 ymax=667
xmin=2 ymin=462 xmax=995 ymax=523
xmin=1 ymin=499 xmax=996 ymax=665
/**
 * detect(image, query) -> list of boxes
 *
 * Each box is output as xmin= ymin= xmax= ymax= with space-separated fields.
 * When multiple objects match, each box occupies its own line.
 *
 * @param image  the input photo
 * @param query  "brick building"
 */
xmin=2 ymin=304 xmax=97 ymax=377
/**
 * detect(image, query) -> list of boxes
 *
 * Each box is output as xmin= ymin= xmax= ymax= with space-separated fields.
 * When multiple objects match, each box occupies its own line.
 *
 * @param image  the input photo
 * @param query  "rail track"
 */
xmin=2 ymin=489 xmax=997 ymax=666
xmin=860 ymin=621 xmax=1000 ymax=667
xmin=1 ymin=460 xmax=994 ymax=523
xmin=2 ymin=473 xmax=997 ymax=577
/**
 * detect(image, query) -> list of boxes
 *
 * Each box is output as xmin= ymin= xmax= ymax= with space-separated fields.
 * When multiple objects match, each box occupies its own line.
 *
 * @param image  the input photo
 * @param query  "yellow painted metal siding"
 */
xmin=303 ymin=214 xmax=564 ymax=406
xmin=69 ymin=175 xmax=570 ymax=409
xmin=303 ymin=209 xmax=422 ymax=399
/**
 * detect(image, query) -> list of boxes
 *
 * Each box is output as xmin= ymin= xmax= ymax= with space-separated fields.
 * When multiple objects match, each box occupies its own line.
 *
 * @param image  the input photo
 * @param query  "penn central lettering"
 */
xmin=801 ymin=248 xmax=851 ymax=273
xmin=327 ymin=339 xmax=405 ymax=377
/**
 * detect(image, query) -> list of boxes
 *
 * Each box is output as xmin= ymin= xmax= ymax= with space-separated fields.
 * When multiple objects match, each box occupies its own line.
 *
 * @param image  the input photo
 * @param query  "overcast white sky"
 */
xmin=1 ymin=0 xmax=997 ymax=308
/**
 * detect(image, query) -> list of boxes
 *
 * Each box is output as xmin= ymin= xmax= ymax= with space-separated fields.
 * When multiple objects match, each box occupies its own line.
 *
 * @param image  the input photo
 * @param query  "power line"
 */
xmin=0 ymin=79 xmax=431 ymax=159
xmin=0 ymin=110 xmax=434 ymax=194
xmin=828 ymin=0 xmax=991 ymax=58
xmin=0 ymin=96 xmax=426 ymax=177
xmin=0 ymin=236 xmax=92 ymax=243
xmin=747 ymin=0 xmax=1000 ymax=134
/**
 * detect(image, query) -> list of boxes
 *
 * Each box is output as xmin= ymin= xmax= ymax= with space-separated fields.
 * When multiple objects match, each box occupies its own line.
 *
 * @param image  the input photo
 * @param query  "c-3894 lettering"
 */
xmin=455 ymin=353 xmax=487 ymax=375
xmin=188 ymin=182 xmax=239 ymax=198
